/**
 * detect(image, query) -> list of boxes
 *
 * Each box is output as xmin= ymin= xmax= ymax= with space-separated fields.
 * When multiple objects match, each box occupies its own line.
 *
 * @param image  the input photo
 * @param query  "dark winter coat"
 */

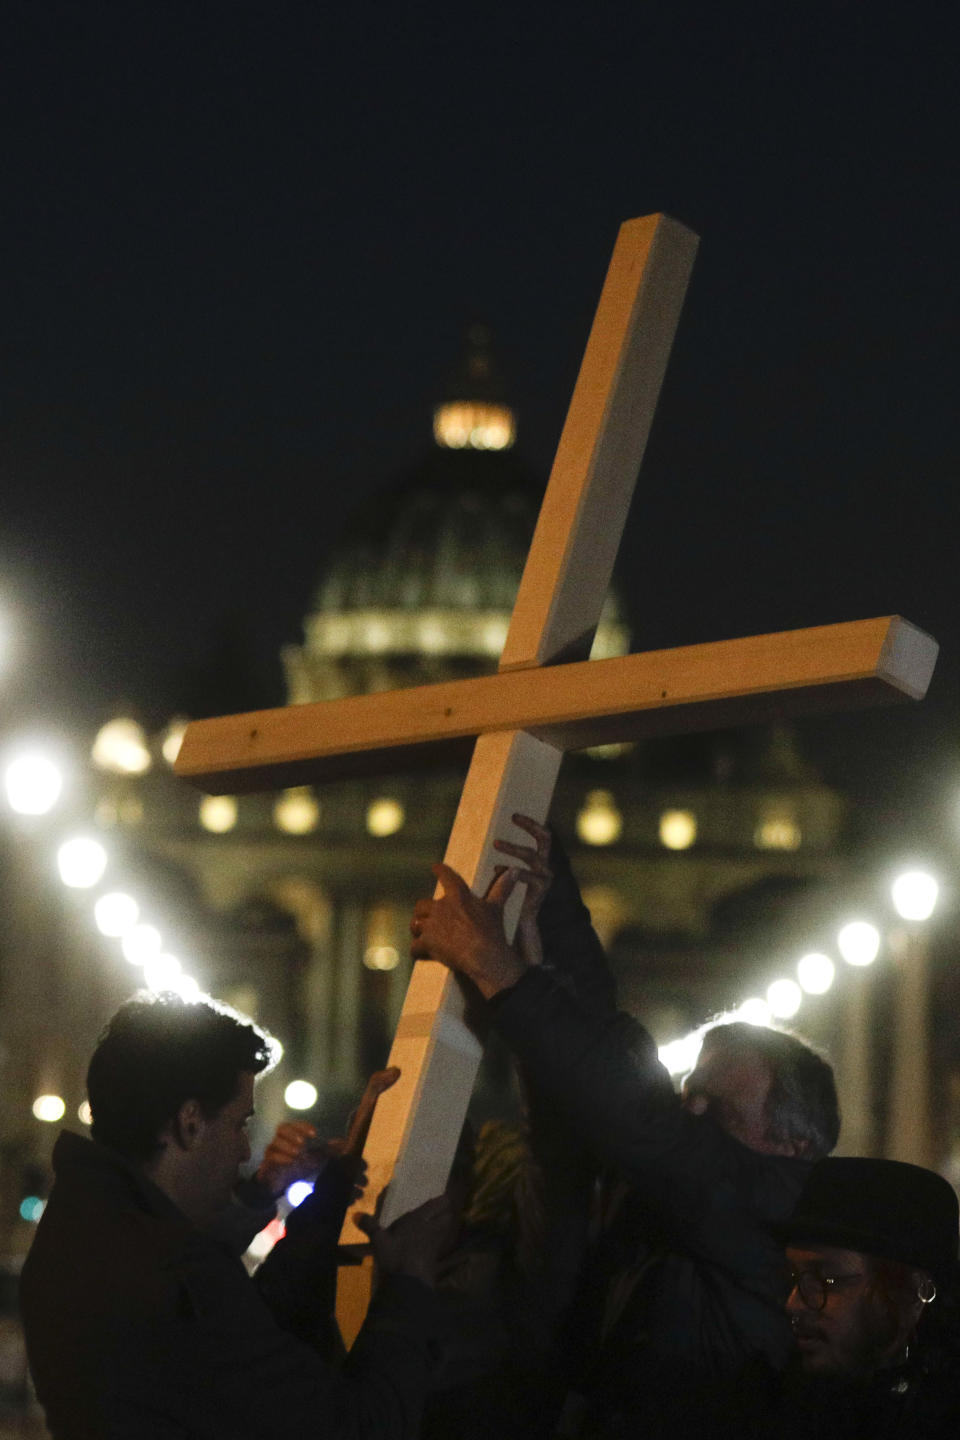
xmin=20 ymin=1131 xmax=438 ymax=1440
xmin=491 ymin=847 xmax=812 ymax=1434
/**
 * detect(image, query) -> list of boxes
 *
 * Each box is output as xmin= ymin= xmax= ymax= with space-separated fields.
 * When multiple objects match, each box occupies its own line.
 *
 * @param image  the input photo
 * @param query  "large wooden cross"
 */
xmin=175 ymin=215 xmax=937 ymax=1338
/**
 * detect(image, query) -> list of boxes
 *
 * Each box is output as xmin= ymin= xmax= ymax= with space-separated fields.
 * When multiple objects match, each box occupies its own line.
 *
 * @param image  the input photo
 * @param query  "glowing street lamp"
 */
xmin=4 ymin=751 xmax=63 ymax=816
xmin=32 ymin=1094 xmax=65 ymax=1123
xmin=736 ymin=997 xmax=773 ymax=1027
xmin=57 ymin=837 xmax=108 ymax=889
xmin=143 ymin=953 xmax=183 ymax=992
xmin=796 ymin=952 xmax=835 ymax=995
xmin=837 ymin=921 xmax=880 ymax=967
xmin=121 ymin=924 xmax=162 ymax=967
xmin=94 ymin=892 xmax=139 ymax=937
xmin=284 ymin=1080 xmax=318 ymax=1111
xmin=767 ymin=978 xmax=803 ymax=1019
xmin=891 ymin=870 xmax=938 ymax=923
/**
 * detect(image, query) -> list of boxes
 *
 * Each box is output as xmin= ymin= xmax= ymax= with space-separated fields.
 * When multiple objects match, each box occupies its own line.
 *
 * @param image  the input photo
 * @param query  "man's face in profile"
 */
xmin=681 ymin=1042 xmax=780 ymax=1154
xmin=192 ymin=1070 xmax=255 ymax=1220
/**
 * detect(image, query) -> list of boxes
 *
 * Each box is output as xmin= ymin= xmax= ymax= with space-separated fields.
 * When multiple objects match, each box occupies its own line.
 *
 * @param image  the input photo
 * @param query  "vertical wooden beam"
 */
xmin=500 ymin=214 xmax=698 ymax=670
xmin=337 ymin=215 xmax=697 ymax=1340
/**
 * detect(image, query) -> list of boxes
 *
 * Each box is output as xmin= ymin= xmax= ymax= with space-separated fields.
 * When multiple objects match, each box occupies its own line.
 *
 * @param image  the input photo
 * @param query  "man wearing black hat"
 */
xmin=720 ymin=1156 xmax=960 ymax=1437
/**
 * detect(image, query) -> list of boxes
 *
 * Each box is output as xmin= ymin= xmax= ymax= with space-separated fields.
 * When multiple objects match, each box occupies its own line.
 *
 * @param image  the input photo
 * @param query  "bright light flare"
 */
xmin=284 ymin=1080 xmax=318 ymax=1111
xmin=57 ymin=837 xmax=108 ymax=889
xmin=797 ymin=952 xmax=835 ymax=995
xmin=658 ymin=1031 xmax=702 ymax=1077
xmin=143 ymin=953 xmax=183 ymax=992
xmin=891 ymin=871 xmax=938 ymax=923
xmin=4 ymin=752 xmax=63 ymax=816
xmin=837 ymin=921 xmax=880 ymax=967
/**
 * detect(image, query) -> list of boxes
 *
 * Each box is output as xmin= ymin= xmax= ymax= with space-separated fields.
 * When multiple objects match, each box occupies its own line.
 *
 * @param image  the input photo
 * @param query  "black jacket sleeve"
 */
xmin=535 ymin=831 xmax=617 ymax=1019
xmin=491 ymin=968 xmax=805 ymax=1264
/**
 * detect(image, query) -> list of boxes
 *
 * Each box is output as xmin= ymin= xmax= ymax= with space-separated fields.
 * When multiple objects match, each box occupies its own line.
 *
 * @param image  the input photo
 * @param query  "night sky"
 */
xmin=3 ymin=4 xmax=959 ymax=849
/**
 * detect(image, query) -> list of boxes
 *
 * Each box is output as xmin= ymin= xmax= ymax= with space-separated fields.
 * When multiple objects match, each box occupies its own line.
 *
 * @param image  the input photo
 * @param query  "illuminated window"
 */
xmin=364 ymin=903 xmax=401 ymax=969
xmin=366 ymin=798 xmax=404 ymax=837
xmin=92 ymin=718 xmax=152 ymax=775
xmin=755 ymin=809 xmax=801 ymax=851
xmin=274 ymin=788 xmax=320 ymax=835
xmin=362 ymin=620 xmax=391 ymax=652
xmin=481 ymin=618 xmax=509 ymax=655
xmin=199 ymin=795 xmax=238 ymax=833
xmin=576 ymin=790 xmax=622 ymax=847
xmin=659 ymin=809 xmax=697 ymax=851
xmin=418 ymin=619 xmax=448 ymax=654
xmin=433 ymin=401 xmax=516 ymax=451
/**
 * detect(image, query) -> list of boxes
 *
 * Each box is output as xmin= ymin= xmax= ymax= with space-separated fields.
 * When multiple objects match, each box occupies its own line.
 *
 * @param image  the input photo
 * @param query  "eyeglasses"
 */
xmin=788 ymin=1269 xmax=865 ymax=1311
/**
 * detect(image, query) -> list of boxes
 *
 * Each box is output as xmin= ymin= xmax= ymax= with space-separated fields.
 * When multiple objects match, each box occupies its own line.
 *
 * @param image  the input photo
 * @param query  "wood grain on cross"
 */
xmin=175 ymin=215 xmax=937 ymax=1340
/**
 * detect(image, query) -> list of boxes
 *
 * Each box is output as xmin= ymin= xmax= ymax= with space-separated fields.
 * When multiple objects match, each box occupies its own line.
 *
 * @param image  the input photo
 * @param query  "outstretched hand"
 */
xmin=410 ymin=858 xmax=528 ymax=998
xmin=343 ymin=1066 xmax=401 ymax=1157
xmin=492 ymin=813 xmax=552 ymax=968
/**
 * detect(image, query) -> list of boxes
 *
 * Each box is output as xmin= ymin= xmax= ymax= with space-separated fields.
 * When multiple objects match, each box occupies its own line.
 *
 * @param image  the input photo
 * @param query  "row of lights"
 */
xmin=657 ymin=869 xmax=940 ymax=1076
xmin=88 ymin=716 xmax=408 ymax=841
xmin=198 ymin=791 xmax=405 ymax=838
xmin=576 ymin=791 xmax=802 ymax=852
xmin=4 ymin=749 xmax=322 ymax=1192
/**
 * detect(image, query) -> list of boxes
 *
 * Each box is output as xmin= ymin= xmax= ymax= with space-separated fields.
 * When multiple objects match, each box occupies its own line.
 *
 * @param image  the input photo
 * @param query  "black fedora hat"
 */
xmin=777 ymin=1157 xmax=959 ymax=1283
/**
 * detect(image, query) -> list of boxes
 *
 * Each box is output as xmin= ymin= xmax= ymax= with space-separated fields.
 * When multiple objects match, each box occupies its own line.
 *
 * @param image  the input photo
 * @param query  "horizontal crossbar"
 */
xmin=174 ymin=615 xmax=937 ymax=794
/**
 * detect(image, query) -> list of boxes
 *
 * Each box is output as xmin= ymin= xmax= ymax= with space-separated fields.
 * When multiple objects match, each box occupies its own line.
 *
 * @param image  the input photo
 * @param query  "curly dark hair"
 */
xmin=87 ymin=992 xmax=277 ymax=1162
